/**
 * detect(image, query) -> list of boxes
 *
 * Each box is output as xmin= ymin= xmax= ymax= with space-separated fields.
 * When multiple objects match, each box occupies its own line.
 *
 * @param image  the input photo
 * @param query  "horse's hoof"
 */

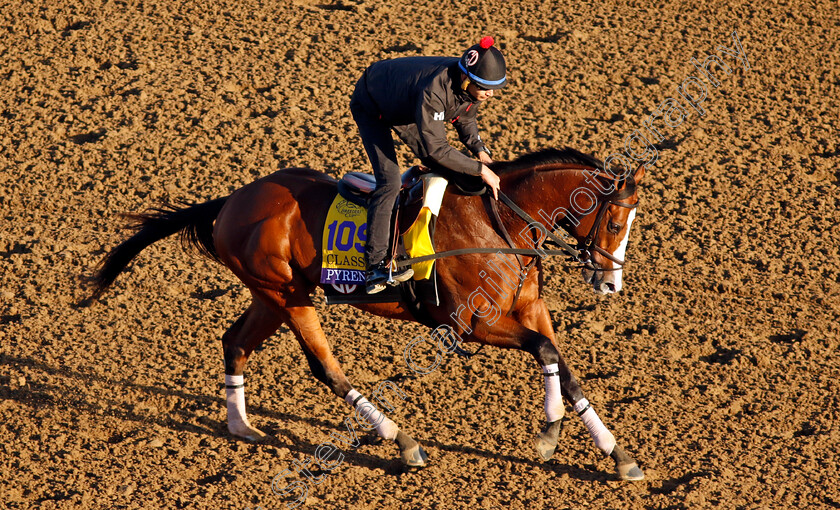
xmin=400 ymin=443 xmax=428 ymax=467
xmin=395 ymin=430 xmax=428 ymax=468
xmin=534 ymin=434 xmax=557 ymax=461
xmin=229 ymin=423 xmax=268 ymax=442
xmin=534 ymin=420 xmax=562 ymax=462
xmin=617 ymin=462 xmax=645 ymax=481
xmin=610 ymin=444 xmax=644 ymax=481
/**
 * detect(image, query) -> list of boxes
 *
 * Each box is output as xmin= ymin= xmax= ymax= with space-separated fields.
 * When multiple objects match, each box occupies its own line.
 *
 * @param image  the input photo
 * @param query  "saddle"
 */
xmin=337 ymin=166 xmax=485 ymax=208
xmin=336 ymin=166 xmax=442 ymax=281
xmin=337 ymin=165 xmax=430 ymax=209
xmin=322 ymin=166 xmax=486 ymax=301
xmin=323 ymin=166 xmax=485 ymax=317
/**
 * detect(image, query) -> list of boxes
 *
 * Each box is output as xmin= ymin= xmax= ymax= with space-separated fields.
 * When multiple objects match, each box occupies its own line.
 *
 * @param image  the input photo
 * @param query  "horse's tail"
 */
xmin=85 ymin=197 xmax=229 ymax=302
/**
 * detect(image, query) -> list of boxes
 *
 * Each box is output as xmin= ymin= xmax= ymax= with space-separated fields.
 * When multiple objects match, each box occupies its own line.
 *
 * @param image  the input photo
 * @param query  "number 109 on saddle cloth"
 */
xmin=320 ymin=196 xmax=368 ymax=286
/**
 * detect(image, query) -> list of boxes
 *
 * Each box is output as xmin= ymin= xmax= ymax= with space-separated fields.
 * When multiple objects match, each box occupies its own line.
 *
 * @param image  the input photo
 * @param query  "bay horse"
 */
xmin=87 ymin=147 xmax=645 ymax=481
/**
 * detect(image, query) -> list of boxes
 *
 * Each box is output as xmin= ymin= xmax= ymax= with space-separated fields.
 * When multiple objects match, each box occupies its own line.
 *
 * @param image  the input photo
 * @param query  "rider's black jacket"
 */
xmin=355 ymin=56 xmax=488 ymax=176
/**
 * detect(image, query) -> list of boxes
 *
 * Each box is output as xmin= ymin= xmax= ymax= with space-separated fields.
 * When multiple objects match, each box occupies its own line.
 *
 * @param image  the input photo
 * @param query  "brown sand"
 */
xmin=1 ymin=0 xmax=839 ymax=508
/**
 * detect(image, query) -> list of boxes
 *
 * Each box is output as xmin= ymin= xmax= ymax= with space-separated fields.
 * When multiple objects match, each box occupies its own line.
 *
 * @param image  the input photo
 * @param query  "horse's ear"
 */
xmin=633 ymin=162 xmax=646 ymax=183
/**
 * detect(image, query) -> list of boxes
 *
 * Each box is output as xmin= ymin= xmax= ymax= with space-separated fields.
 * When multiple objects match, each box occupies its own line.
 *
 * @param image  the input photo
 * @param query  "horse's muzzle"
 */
xmin=582 ymin=266 xmax=623 ymax=294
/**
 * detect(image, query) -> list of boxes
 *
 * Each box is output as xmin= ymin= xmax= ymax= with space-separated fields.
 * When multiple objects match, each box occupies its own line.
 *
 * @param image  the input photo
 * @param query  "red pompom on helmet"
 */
xmin=459 ymin=36 xmax=507 ymax=90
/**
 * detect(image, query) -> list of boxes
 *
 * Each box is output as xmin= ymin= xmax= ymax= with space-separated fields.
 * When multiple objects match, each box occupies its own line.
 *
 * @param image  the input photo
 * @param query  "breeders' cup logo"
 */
xmin=465 ymin=50 xmax=479 ymax=67
xmin=332 ymin=283 xmax=358 ymax=294
xmin=336 ymin=199 xmax=363 ymax=218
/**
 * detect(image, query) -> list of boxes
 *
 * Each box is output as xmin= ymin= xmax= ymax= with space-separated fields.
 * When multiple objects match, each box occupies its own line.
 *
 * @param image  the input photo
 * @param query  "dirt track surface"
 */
xmin=2 ymin=0 xmax=839 ymax=508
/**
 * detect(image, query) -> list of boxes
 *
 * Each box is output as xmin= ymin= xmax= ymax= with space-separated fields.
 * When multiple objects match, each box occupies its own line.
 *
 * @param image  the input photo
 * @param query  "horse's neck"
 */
xmin=503 ymin=167 xmax=588 ymax=228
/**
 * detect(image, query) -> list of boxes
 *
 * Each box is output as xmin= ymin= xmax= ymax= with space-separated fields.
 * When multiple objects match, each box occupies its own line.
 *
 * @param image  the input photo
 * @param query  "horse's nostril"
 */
xmin=603 ymin=282 xmax=615 ymax=292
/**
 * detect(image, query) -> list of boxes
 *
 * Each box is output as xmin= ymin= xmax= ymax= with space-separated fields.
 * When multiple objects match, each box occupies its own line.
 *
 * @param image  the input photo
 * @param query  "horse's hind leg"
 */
xmin=222 ymin=298 xmax=285 ymax=441
xmin=276 ymin=294 xmax=428 ymax=467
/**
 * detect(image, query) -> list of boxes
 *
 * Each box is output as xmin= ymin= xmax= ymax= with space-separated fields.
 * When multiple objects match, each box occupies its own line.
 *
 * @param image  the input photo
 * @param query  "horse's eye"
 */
xmin=607 ymin=221 xmax=622 ymax=234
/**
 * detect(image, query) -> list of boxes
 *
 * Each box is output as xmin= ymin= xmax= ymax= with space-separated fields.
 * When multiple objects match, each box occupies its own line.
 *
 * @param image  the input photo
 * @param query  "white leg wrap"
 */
xmin=542 ymin=364 xmax=565 ymax=422
xmin=225 ymin=374 xmax=251 ymax=428
xmin=346 ymin=389 xmax=399 ymax=441
xmin=574 ymin=399 xmax=616 ymax=455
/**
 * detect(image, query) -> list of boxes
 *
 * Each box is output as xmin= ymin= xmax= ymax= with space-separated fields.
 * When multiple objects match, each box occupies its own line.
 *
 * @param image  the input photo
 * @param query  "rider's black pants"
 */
xmin=350 ymin=82 xmax=401 ymax=267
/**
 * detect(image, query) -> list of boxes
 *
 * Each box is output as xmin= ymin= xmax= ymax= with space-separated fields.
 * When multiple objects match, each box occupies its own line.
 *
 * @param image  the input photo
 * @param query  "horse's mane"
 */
xmin=491 ymin=147 xmax=637 ymax=200
xmin=492 ymin=147 xmax=605 ymax=176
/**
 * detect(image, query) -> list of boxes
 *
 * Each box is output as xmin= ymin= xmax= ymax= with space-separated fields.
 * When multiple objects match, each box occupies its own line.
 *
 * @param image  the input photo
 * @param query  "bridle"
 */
xmin=496 ymin=173 xmax=638 ymax=273
xmin=571 ymin=176 xmax=638 ymax=272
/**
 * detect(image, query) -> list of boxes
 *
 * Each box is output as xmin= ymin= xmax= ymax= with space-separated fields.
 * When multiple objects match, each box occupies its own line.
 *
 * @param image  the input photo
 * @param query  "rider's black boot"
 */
xmin=365 ymin=261 xmax=414 ymax=294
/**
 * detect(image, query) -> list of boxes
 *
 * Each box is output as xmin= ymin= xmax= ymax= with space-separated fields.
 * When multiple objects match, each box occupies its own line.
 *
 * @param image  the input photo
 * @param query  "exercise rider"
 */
xmin=350 ymin=36 xmax=506 ymax=294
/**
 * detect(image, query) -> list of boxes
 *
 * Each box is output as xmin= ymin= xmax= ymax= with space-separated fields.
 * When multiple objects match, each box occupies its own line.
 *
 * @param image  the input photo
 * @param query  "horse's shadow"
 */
xmin=417 ymin=436 xmax=610 ymax=482
xmin=1 ymin=354 xmax=610 ymax=481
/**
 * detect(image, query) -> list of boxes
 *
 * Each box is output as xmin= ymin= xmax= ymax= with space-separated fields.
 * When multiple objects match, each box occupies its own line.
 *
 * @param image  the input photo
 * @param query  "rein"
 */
xmin=496 ymin=191 xmax=581 ymax=261
xmin=394 ymin=188 xmax=637 ymax=273
xmin=393 ymin=245 xmax=573 ymax=268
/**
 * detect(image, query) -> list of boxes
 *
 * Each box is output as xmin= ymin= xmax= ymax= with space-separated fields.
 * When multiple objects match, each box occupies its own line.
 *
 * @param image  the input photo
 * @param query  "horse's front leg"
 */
xmin=471 ymin=313 xmax=644 ymax=481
